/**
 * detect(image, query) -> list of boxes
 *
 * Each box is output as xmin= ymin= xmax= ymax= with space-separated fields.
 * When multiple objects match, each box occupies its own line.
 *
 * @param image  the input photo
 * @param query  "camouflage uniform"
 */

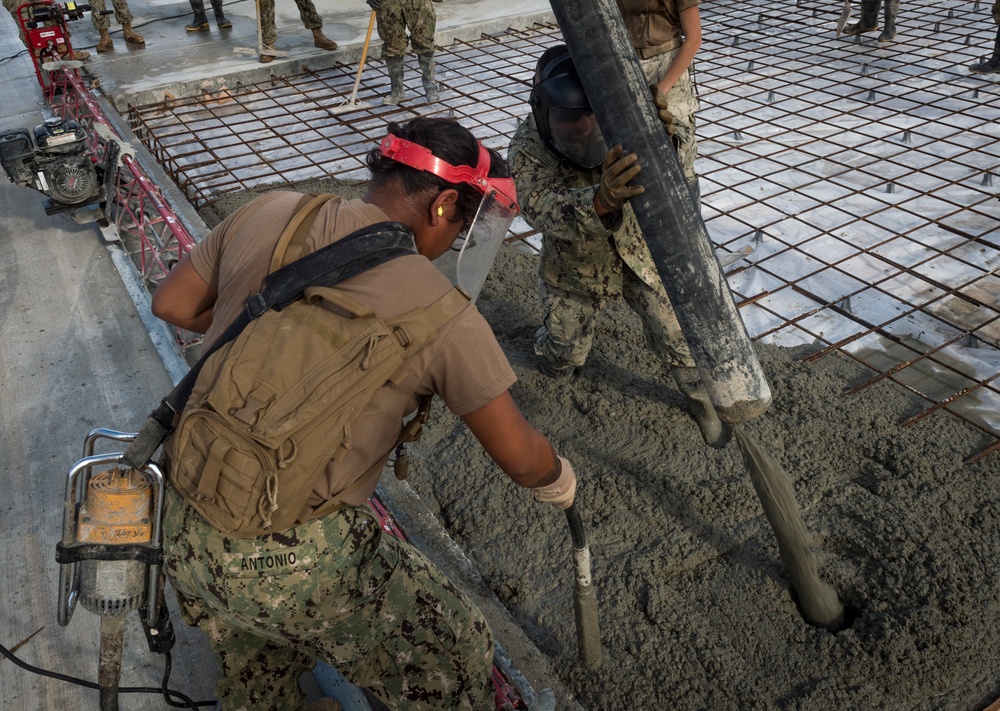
xmin=258 ymin=0 xmax=324 ymax=47
xmin=638 ymin=48 xmax=699 ymax=194
xmin=376 ymin=0 xmax=435 ymax=58
xmin=89 ymin=0 xmax=134 ymax=33
xmin=163 ymin=487 xmax=494 ymax=711
xmin=508 ymin=114 xmax=696 ymax=374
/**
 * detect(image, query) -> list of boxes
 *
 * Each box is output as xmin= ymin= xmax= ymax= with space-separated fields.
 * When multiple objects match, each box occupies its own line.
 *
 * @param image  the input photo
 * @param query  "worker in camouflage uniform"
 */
xmin=367 ymin=0 xmax=439 ymax=105
xmin=969 ymin=0 xmax=1000 ymax=73
xmin=152 ymin=116 xmax=576 ymax=711
xmin=89 ymin=0 xmax=145 ymax=53
xmin=507 ymin=45 xmax=728 ymax=449
xmin=257 ymin=0 xmax=338 ymax=64
xmin=841 ymin=0 xmax=902 ymax=42
xmin=617 ymin=0 xmax=702 ymax=198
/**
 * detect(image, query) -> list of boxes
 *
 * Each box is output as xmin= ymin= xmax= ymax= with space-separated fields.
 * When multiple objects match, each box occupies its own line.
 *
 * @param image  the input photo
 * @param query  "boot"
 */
xmin=96 ymin=29 xmax=113 ymax=52
xmin=312 ymin=27 xmax=337 ymax=50
xmin=209 ymin=0 xmax=231 ymax=28
xmin=122 ymin=22 xmax=145 ymax=46
xmin=878 ymin=0 xmax=899 ymax=42
xmin=842 ymin=0 xmax=879 ymax=36
xmin=62 ymin=47 xmax=91 ymax=60
xmin=417 ymin=52 xmax=439 ymax=103
xmin=259 ymin=43 xmax=276 ymax=63
xmin=186 ymin=0 xmax=209 ymax=31
xmin=384 ymin=56 xmax=405 ymax=105
xmin=672 ymin=368 xmax=731 ymax=449
xmin=970 ymin=29 xmax=1000 ymax=74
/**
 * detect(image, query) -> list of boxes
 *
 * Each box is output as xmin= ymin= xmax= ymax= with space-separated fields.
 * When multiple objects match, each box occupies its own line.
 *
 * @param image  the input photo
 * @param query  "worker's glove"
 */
xmin=366 ymin=0 xmax=381 ymax=10
xmin=530 ymin=456 xmax=577 ymax=510
xmin=595 ymin=145 xmax=644 ymax=214
xmin=650 ymin=85 xmax=676 ymax=142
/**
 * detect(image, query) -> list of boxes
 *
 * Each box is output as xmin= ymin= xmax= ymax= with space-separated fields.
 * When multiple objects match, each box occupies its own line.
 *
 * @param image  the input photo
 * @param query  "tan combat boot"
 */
xmin=122 ymin=22 xmax=145 ymax=46
xmin=96 ymin=29 xmax=113 ymax=52
xmin=259 ymin=43 xmax=276 ymax=63
xmin=312 ymin=28 xmax=337 ymax=50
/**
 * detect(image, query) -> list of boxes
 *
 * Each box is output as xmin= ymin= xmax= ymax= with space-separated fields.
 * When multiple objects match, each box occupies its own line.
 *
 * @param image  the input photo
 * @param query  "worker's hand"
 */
xmin=650 ymin=85 xmax=676 ymax=142
xmin=366 ymin=0 xmax=381 ymax=10
xmin=595 ymin=145 xmax=643 ymax=215
xmin=530 ymin=456 xmax=577 ymax=510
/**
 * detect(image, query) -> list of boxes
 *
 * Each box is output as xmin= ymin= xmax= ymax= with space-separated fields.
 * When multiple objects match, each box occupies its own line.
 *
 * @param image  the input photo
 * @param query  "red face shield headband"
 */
xmin=378 ymin=133 xmax=519 ymax=212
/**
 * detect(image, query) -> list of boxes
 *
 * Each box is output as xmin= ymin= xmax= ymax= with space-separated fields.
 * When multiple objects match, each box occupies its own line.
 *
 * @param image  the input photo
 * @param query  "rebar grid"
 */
xmin=126 ymin=2 xmax=999 ymax=460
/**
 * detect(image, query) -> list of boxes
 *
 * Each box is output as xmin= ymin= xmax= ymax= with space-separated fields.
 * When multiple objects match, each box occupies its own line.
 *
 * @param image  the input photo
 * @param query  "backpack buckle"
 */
xmin=246 ymin=293 xmax=268 ymax=318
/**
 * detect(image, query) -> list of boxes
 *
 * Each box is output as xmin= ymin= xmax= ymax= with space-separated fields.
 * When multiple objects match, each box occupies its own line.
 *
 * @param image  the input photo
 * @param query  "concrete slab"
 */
xmin=55 ymin=0 xmax=552 ymax=108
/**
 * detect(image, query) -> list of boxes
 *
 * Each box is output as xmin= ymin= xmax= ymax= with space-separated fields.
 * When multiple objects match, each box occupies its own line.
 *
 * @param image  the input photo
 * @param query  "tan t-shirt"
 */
xmin=188 ymin=191 xmax=516 ymax=507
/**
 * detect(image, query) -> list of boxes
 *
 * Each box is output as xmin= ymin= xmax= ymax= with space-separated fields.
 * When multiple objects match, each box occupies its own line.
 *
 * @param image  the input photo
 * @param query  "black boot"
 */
xmin=185 ymin=0 xmax=209 ymax=31
xmin=384 ymin=57 xmax=405 ymax=105
xmin=418 ymin=52 xmax=439 ymax=103
xmin=878 ymin=0 xmax=899 ymax=42
xmin=672 ymin=368 xmax=731 ymax=450
xmin=209 ymin=0 xmax=231 ymax=28
xmin=970 ymin=29 xmax=1000 ymax=74
xmin=843 ymin=0 xmax=879 ymax=36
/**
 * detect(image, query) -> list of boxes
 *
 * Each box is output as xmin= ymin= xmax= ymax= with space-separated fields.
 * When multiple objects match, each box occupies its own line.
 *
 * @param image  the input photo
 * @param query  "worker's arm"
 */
xmin=150 ymin=254 xmax=217 ymax=334
xmin=657 ymin=5 xmax=701 ymax=94
xmin=460 ymin=391 xmax=575 ymax=509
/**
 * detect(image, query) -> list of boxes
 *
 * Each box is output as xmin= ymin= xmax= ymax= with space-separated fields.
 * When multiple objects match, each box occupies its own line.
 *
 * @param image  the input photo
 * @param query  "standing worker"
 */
xmin=842 ymin=0 xmax=902 ymax=42
xmin=151 ymin=116 xmax=578 ymax=711
xmin=185 ymin=0 xmax=231 ymax=32
xmin=89 ymin=0 xmax=144 ymax=52
xmin=616 ymin=0 xmax=702 ymax=199
xmin=257 ymin=0 xmax=338 ymax=63
xmin=508 ymin=45 xmax=728 ymax=449
xmin=969 ymin=1 xmax=1000 ymax=73
xmin=367 ymin=0 xmax=439 ymax=105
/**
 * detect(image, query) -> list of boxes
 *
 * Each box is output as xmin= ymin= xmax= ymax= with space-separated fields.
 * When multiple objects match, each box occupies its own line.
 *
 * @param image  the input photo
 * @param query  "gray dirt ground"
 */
xmin=206 ymin=181 xmax=1000 ymax=711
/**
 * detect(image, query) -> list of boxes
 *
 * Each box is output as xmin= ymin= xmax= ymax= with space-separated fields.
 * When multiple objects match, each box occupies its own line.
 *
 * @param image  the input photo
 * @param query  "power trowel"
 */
xmin=55 ymin=427 xmax=173 ymax=711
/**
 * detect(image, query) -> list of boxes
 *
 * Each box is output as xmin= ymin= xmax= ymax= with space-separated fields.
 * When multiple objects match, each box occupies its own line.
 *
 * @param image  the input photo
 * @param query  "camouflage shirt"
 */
xmin=508 ymin=114 xmax=662 ymax=299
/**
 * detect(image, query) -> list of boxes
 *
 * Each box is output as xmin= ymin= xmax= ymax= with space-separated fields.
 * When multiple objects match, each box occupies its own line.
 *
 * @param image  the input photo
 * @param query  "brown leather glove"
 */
xmin=530 ymin=456 xmax=577 ymax=510
xmin=595 ymin=145 xmax=643 ymax=214
xmin=651 ymin=85 xmax=676 ymax=142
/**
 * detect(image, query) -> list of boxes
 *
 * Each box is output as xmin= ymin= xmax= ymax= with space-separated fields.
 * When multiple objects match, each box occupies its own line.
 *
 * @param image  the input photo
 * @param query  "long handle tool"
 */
xmin=332 ymin=10 xmax=377 ymax=113
xmin=565 ymin=503 xmax=601 ymax=669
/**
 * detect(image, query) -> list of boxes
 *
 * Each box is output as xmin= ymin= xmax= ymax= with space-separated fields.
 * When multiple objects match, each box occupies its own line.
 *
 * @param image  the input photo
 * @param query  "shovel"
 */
xmin=331 ymin=10 xmax=377 ymax=113
xmin=565 ymin=503 xmax=601 ymax=669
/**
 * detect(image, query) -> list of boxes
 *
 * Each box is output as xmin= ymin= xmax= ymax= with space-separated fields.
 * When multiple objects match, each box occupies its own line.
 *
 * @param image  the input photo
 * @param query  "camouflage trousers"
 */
xmin=377 ymin=0 xmax=435 ymax=58
xmin=639 ymin=48 xmax=700 ymax=195
xmin=89 ymin=0 xmax=134 ymax=32
xmin=535 ymin=269 xmax=696 ymax=375
xmin=162 ymin=487 xmax=494 ymax=711
xmin=993 ymin=0 xmax=1000 ymax=25
xmin=257 ymin=0 xmax=323 ymax=46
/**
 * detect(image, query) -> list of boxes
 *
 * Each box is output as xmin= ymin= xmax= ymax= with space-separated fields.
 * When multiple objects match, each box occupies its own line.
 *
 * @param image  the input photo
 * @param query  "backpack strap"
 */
xmin=268 ymin=193 xmax=338 ymax=274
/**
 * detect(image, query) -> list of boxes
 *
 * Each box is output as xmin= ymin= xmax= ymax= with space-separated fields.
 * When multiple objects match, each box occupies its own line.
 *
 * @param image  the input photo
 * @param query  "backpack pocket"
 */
xmin=171 ymin=406 xmax=273 ymax=534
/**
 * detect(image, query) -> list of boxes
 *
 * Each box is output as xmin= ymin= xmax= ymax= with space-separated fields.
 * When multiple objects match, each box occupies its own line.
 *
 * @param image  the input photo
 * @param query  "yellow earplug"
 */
xmin=437 ymin=206 xmax=444 ymax=216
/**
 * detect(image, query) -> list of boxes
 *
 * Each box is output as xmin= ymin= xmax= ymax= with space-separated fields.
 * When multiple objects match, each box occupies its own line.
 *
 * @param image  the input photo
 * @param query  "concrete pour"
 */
xmin=206 ymin=179 xmax=1000 ymax=710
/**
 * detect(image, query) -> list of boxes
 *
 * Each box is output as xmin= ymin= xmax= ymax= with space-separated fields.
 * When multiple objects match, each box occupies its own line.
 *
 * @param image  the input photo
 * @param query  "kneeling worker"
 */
xmin=508 ymin=44 xmax=728 ymax=449
xmin=152 ymin=116 xmax=577 ymax=710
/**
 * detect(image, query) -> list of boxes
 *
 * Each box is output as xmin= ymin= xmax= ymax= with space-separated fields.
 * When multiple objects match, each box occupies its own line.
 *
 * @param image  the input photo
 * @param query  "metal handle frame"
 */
xmin=58 ymin=428 xmax=165 ymax=628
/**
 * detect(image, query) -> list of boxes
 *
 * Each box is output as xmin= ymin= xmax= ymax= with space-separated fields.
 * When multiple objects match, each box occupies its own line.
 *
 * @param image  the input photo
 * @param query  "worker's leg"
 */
xmin=314 ymin=506 xmax=495 ymax=711
xmin=535 ymin=280 xmax=606 ymax=378
xmin=622 ymin=270 xmax=729 ymax=448
xmin=843 ymin=0 xmax=880 ymax=35
xmin=639 ymin=49 xmax=701 ymax=197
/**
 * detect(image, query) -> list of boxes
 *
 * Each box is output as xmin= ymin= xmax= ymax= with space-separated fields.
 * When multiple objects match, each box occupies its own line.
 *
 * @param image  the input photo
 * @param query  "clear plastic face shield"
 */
xmin=378 ymin=135 xmax=520 ymax=302
xmin=547 ymin=107 xmax=607 ymax=171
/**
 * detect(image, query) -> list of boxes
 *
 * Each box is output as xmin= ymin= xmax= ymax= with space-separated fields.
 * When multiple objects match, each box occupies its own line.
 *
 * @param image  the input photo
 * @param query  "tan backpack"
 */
xmin=168 ymin=195 xmax=469 ymax=537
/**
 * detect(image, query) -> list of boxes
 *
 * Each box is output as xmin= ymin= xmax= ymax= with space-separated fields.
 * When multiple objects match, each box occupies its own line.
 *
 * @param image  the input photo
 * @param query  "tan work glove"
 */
xmin=530 ymin=456 xmax=577 ymax=510
xmin=651 ymin=85 xmax=677 ymax=143
xmin=595 ymin=145 xmax=643 ymax=214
